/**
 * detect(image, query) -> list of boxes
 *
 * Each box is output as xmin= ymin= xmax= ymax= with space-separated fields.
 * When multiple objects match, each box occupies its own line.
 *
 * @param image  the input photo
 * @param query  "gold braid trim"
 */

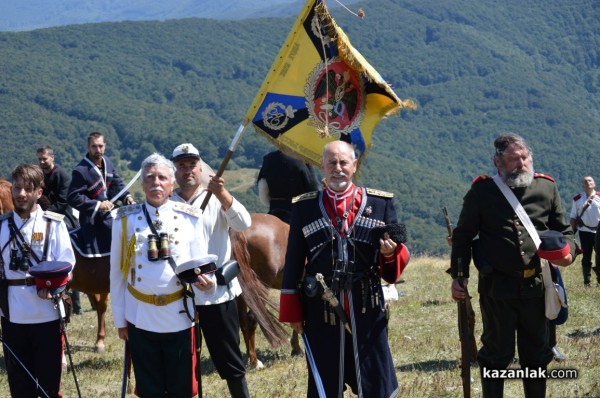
xmin=119 ymin=216 xmax=137 ymax=280
xmin=315 ymin=1 xmax=417 ymax=115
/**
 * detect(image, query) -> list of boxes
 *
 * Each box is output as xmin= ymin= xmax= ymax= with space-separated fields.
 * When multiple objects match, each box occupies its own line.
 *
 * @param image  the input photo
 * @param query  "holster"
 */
xmin=61 ymin=291 xmax=73 ymax=324
xmin=215 ymin=260 xmax=240 ymax=286
xmin=302 ymin=275 xmax=324 ymax=298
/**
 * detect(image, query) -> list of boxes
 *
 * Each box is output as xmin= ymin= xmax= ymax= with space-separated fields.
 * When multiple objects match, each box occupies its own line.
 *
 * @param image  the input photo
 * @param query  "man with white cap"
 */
xmin=0 ymin=163 xmax=76 ymax=398
xmin=171 ymin=143 xmax=252 ymax=398
xmin=109 ymin=152 xmax=209 ymax=397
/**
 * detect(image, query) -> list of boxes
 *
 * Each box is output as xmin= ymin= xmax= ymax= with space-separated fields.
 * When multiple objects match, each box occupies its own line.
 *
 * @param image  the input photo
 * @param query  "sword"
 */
xmin=54 ymin=296 xmax=82 ymax=398
xmin=302 ymin=333 xmax=326 ymax=398
xmin=315 ymin=273 xmax=352 ymax=334
xmin=109 ymin=168 xmax=142 ymax=204
xmin=121 ymin=341 xmax=130 ymax=398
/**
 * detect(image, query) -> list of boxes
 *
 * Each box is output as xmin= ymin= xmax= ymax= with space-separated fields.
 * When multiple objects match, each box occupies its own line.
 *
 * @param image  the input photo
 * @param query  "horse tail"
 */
xmin=230 ymin=229 xmax=288 ymax=349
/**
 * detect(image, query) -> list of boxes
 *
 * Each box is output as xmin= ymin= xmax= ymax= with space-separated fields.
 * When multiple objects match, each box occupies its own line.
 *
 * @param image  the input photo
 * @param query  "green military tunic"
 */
xmin=450 ymin=173 xmax=574 ymax=371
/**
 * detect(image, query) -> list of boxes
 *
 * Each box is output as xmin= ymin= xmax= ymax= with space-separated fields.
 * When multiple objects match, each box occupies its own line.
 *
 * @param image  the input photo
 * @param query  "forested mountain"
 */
xmin=1 ymin=0 xmax=599 ymax=254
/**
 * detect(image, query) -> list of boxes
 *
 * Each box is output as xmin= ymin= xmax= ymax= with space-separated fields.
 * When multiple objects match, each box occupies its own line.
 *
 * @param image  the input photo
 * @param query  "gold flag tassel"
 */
xmin=119 ymin=217 xmax=137 ymax=280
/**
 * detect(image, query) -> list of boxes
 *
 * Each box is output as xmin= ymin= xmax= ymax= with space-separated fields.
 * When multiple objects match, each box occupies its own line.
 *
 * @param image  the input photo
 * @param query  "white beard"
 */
xmin=502 ymin=167 xmax=534 ymax=187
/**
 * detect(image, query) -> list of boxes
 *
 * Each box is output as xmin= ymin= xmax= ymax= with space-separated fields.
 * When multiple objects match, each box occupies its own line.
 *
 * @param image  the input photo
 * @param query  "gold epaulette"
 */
xmin=292 ymin=191 xmax=318 ymax=203
xmin=173 ymin=202 xmax=201 ymax=218
xmin=472 ymin=175 xmax=491 ymax=184
xmin=534 ymin=173 xmax=555 ymax=182
xmin=43 ymin=211 xmax=65 ymax=222
xmin=115 ymin=204 xmax=142 ymax=219
xmin=366 ymin=188 xmax=394 ymax=198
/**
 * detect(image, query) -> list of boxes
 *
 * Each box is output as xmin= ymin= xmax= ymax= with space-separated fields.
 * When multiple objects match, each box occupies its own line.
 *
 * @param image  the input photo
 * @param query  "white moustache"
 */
xmin=150 ymin=187 xmax=164 ymax=192
xmin=331 ymin=173 xmax=348 ymax=178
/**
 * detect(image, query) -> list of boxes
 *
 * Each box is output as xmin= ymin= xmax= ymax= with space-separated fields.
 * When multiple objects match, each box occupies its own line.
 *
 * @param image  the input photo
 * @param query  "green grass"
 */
xmin=1 ymin=256 xmax=599 ymax=397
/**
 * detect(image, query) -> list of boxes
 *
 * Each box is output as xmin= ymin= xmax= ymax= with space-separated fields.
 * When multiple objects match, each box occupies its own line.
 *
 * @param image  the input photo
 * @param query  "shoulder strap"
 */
xmin=492 ymin=174 xmax=541 ymax=248
xmin=41 ymin=219 xmax=52 ymax=261
xmin=578 ymin=193 xmax=595 ymax=218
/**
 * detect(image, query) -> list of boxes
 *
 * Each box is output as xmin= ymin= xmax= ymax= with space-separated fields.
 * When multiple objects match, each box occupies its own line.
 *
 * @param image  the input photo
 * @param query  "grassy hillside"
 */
xmin=1 ymin=0 xmax=599 ymax=253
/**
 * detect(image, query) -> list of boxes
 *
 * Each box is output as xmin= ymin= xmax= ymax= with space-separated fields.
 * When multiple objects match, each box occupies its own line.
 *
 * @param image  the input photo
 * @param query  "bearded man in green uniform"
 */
xmin=450 ymin=133 xmax=574 ymax=398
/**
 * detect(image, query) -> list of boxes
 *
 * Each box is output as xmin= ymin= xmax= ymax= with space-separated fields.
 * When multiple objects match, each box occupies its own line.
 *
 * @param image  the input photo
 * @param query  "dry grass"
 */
xmin=1 ymin=256 xmax=599 ymax=397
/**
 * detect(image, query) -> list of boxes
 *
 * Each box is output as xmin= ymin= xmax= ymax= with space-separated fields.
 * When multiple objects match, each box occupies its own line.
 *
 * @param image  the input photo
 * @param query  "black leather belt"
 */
xmin=6 ymin=278 xmax=36 ymax=286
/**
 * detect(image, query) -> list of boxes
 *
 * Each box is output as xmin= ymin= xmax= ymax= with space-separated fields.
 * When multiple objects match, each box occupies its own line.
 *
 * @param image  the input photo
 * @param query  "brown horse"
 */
xmin=0 ymin=179 xmax=13 ymax=214
xmin=230 ymin=213 xmax=303 ymax=369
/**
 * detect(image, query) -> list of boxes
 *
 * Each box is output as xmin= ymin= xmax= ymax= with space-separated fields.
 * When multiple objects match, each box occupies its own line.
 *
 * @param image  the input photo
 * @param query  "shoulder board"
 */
xmin=573 ymin=193 xmax=582 ymax=201
xmin=173 ymin=202 xmax=201 ymax=218
xmin=472 ymin=175 xmax=491 ymax=184
xmin=366 ymin=188 xmax=394 ymax=198
xmin=292 ymin=191 xmax=318 ymax=203
xmin=43 ymin=211 xmax=65 ymax=222
xmin=0 ymin=212 xmax=12 ymax=222
xmin=534 ymin=173 xmax=555 ymax=182
xmin=115 ymin=204 xmax=142 ymax=219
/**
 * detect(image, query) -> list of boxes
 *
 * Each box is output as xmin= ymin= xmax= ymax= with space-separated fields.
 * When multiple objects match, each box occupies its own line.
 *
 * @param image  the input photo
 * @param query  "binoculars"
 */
xmin=147 ymin=233 xmax=171 ymax=262
xmin=9 ymin=247 xmax=32 ymax=272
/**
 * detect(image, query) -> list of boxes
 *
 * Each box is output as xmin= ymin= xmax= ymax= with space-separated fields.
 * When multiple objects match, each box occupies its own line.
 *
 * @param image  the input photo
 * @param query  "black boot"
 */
xmin=226 ymin=376 xmax=250 ymax=398
xmin=523 ymin=378 xmax=546 ymax=398
xmin=480 ymin=368 xmax=504 ymax=398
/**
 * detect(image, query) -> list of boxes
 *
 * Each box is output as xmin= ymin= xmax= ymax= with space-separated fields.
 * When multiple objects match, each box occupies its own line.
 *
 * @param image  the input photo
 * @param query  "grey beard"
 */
xmin=503 ymin=168 xmax=534 ymax=187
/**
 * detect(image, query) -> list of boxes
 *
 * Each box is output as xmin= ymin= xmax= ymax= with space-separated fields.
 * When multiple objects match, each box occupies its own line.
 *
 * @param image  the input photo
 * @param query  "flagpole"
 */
xmin=199 ymin=123 xmax=248 ymax=212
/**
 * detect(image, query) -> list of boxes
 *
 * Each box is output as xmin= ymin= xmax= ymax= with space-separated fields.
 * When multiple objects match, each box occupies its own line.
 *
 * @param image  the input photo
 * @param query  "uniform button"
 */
xmin=519 ymin=240 xmax=524 ymax=245
xmin=518 ymin=231 xmax=522 ymax=236
xmin=138 ymin=264 xmax=142 ymax=269
xmin=175 ymin=241 xmax=179 ymax=245
xmin=520 ymin=251 xmax=525 ymax=256
xmin=137 ymin=277 xmax=141 ymax=282
xmin=174 ymin=228 xmax=179 ymax=232
xmin=138 ymin=216 xmax=142 ymax=220
xmin=515 ymin=221 xmax=520 ymax=225
xmin=136 ymin=228 xmax=140 ymax=232
xmin=174 ymin=215 xmax=178 ymax=220
xmin=176 ymin=281 xmax=181 ymax=286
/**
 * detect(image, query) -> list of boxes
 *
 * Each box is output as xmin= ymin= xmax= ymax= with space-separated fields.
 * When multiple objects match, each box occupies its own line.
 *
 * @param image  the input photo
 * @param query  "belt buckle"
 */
xmin=153 ymin=294 xmax=168 ymax=306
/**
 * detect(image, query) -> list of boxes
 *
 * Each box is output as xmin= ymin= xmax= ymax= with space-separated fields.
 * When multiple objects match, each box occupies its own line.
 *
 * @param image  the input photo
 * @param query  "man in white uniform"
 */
xmin=110 ymin=153 xmax=209 ymax=397
xmin=570 ymin=176 xmax=600 ymax=286
xmin=0 ymin=163 xmax=75 ymax=398
xmin=171 ymin=143 xmax=252 ymax=398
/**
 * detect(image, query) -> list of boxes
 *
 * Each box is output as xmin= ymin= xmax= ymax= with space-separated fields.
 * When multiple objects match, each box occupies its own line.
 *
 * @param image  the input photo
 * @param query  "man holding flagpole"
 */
xmin=280 ymin=140 xmax=409 ymax=398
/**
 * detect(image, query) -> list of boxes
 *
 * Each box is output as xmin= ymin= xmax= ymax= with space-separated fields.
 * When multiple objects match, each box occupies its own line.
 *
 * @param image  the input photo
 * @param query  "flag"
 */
xmin=244 ymin=0 xmax=415 ymax=168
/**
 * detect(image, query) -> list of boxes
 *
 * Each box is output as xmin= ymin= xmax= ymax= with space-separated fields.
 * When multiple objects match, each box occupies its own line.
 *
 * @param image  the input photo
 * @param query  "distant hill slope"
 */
xmin=0 ymin=0 xmax=361 ymax=32
xmin=1 ymin=0 xmax=599 ymax=254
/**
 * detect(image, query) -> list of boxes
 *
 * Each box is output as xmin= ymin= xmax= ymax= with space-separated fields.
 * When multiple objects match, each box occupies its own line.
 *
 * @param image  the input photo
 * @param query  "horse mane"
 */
xmin=229 ymin=228 xmax=288 ymax=349
xmin=0 ymin=178 xmax=13 ymax=214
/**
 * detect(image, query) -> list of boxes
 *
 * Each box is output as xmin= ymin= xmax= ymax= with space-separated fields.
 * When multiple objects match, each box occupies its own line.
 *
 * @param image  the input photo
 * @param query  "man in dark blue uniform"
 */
xmin=257 ymin=149 xmax=320 ymax=223
xmin=67 ymin=132 xmax=134 ymax=258
xmin=280 ymin=140 xmax=409 ymax=398
xmin=450 ymin=133 xmax=574 ymax=398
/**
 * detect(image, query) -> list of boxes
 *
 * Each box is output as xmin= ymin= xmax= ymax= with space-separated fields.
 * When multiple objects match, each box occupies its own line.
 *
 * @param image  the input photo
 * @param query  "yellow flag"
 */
xmin=244 ymin=0 xmax=415 ymax=168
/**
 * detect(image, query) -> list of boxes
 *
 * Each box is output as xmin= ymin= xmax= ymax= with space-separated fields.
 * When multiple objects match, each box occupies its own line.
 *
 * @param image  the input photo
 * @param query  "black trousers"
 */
xmin=580 ymin=230 xmax=596 ymax=283
xmin=196 ymin=299 xmax=246 ymax=380
xmin=128 ymin=323 xmax=193 ymax=398
xmin=478 ymin=294 xmax=553 ymax=369
xmin=1 ymin=317 xmax=62 ymax=398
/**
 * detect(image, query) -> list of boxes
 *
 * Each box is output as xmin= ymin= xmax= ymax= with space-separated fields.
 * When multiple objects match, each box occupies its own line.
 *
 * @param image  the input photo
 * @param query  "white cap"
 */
xmin=171 ymin=143 xmax=200 ymax=161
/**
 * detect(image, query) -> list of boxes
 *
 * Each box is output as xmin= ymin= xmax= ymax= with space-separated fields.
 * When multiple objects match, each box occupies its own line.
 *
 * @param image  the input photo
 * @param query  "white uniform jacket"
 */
xmin=0 ymin=207 xmax=75 ymax=324
xmin=109 ymin=201 xmax=207 ymax=333
xmin=171 ymin=189 xmax=251 ymax=305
